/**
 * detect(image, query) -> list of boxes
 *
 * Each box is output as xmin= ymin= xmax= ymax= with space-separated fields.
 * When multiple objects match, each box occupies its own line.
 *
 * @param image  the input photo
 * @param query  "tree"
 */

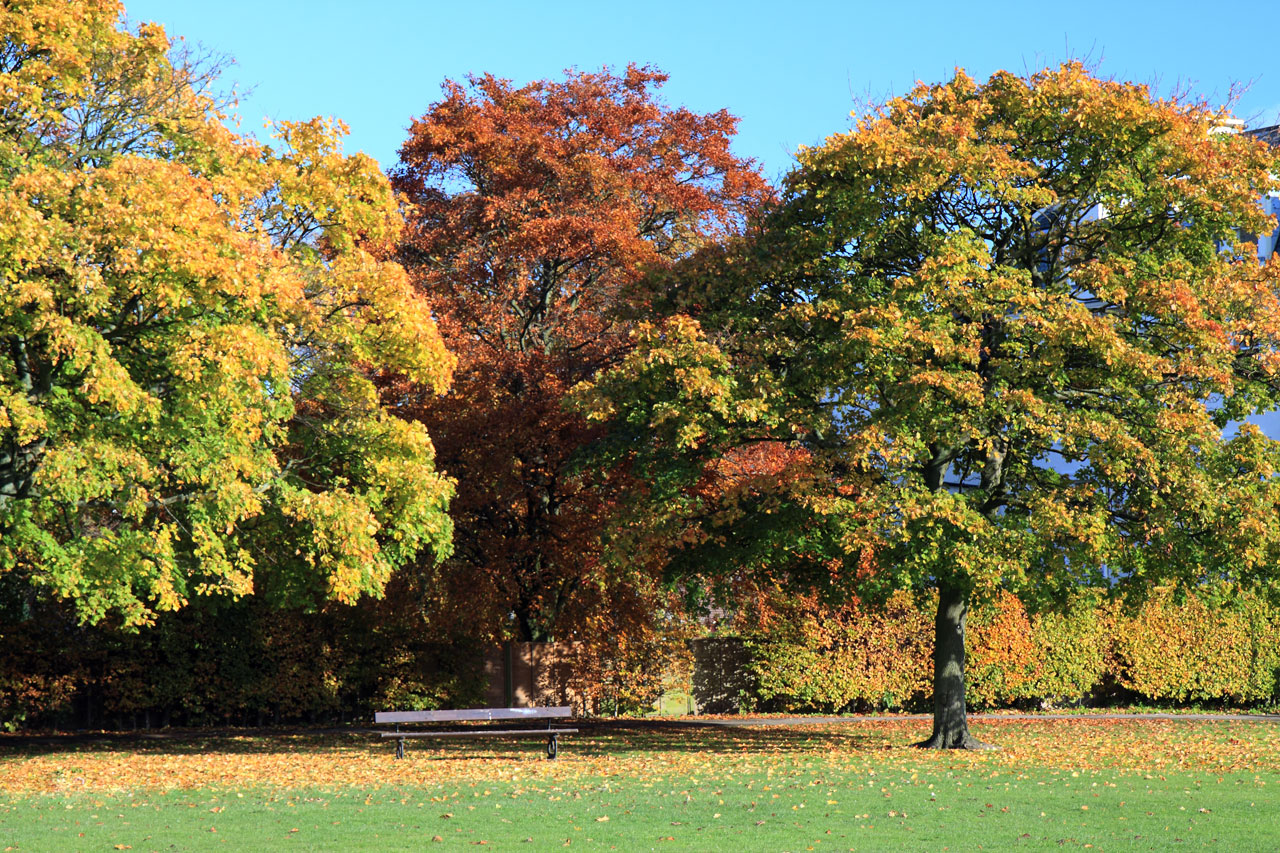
xmin=576 ymin=63 xmax=1280 ymax=747
xmin=387 ymin=66 xmax=769 ymax=643
xmin=0 ymin=0 xmax=455 ymax=626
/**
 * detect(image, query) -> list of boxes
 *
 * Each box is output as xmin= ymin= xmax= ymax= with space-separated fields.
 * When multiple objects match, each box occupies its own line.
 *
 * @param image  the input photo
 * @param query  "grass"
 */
xmin=2 ymin=718 xmax=1278 ymax=851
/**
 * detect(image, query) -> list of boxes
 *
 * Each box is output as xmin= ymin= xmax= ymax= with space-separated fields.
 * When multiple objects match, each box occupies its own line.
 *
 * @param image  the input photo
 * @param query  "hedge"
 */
xmin=0 ymin=590 xmax=487 ymax=731
xmin=4 ymin=583 xmax=1279 ymax=729
xmin=743 ymin=586 xmax=1280 ymax=712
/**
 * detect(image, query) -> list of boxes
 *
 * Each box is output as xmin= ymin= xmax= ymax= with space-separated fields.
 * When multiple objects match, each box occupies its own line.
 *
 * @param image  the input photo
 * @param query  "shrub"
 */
xmin=746 ymin=591 xmax=932 ymax=712
xmin=966 ymin=591 xmax=1042 ymax=708
xmin=734 ymin=586 xmax=1280 ymax=713
xmin=1111 ymin=586 xmax=1280 ymax=704
xmin=1027 ymin=592 xmax=1109 ymax=704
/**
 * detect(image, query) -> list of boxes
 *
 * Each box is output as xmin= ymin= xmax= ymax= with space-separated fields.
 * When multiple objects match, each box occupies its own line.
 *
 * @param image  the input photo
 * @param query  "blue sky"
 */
xmin=124 ymin=1 xmax=1279 ymax=182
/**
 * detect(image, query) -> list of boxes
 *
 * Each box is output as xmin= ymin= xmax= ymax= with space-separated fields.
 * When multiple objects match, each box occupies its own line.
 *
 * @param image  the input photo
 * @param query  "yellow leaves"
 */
xmin=34 ymin=439 xmax=155 ymax=505
xmin=572 ymin=315 xmax=752 ymax=449
xmin=0 ymin=387 xmax=47 ymax=445
xmin=0 ymin=2 xmax=456 ymax=626
xmin=281 ymin=487 xmax=390 ymax=605
xmin=0 ymin=0 xmax=124 ymax=124
xmin=3 ymin=718 xmax=1278 ymax=797
xmin=170 ymin=323 xmax=287 ymax=386
xmin=903 ymin=369 xmax=984 ymax=406
xmin=295 ymin=250 xmax=454 ymax=395
xmin=145 ymin=532 xmax=191 ymax=612
xmin=1107 ymin=585 xmax=1280 ymax=703
xmin=266 ymin=117 xmax=402 ymax=254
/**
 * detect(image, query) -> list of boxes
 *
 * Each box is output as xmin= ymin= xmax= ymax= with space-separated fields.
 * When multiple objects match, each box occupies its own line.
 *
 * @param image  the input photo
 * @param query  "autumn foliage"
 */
xmin=4 ymin=581 xmax=1280 ymax=731
xmin=741 ymin=587 xmax=1280 ymax=713
xmin=387 ymin=66 xmax=769 ymax=643
xmin=580 ymin=63 xmax=1280 ymax=746
xmin=9 ymin=1 xmax=1280 ymax=743
xmin=0 ymin=0 xmax=454 ymax=626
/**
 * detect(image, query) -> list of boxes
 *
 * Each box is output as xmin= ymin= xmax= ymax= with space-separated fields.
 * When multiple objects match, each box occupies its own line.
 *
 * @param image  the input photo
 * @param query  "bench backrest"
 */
xmin=375 ymin=706 xmax=572 ymax=725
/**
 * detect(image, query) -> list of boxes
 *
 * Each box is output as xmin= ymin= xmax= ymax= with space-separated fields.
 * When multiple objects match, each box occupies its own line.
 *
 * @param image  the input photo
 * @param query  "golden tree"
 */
xmin=0 ymin=0 xmax=455 ymax=625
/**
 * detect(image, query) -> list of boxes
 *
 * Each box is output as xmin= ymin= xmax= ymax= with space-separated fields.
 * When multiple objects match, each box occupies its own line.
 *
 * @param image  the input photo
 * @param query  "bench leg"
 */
xmin=396 ymin=737 xmax=405 ymax=760
xmin=546 ymin=733 xmax=558 ymax=760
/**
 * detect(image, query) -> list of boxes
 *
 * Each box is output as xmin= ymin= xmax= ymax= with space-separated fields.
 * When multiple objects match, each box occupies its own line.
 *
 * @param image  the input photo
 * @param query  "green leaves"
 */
xmin=577 ymin=63 xmax=1280 ymax=744
xmin=593 ymin=62 xmax=1280 ymax=595
xmin=0 ymin=1 xmax=454 ymax=625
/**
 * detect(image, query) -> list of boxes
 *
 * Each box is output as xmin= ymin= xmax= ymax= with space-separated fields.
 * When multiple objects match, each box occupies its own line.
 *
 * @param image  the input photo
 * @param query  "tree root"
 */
xmin=913 ymin=732 xmax=999 ymax=750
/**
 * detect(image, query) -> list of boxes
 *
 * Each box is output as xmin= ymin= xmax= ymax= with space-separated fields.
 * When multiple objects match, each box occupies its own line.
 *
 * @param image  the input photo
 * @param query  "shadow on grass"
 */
xmin=0 ymin=718 xmax=911 ymax=761
xmin=570 ymin=719 xmax=897 ymax=756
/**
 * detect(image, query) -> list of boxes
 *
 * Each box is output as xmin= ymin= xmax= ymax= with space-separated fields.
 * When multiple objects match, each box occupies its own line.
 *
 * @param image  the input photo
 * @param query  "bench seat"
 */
xmin=379 ymin=728 xmax=579 ymax=738
xmin=375 ymin=706 xmax=575 ymax=759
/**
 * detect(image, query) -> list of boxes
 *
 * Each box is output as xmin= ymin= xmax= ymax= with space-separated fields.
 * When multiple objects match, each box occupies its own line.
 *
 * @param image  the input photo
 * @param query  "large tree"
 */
xmin=577 ymin=64 xmax=1280 ymax=746
xmin=0 ymin=0 xmax=455 ymax=625
xmin=388 ymin=66 xmax=769 ymax=643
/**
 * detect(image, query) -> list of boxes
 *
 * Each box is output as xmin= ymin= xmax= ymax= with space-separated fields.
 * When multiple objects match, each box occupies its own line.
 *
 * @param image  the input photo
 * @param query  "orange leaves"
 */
xmin=694 ymin=61 xmax=1280 ymax=616
xmin=384 ymin=66 xmax=769 ymax=647
xmin=683 ymin=99 xmax=1280 ymax=724
xmin=746 ymin=584 xmax=1280 ymax=713
xmin=966 ymin=591 xmax=1040 ymax=706
xmin=2 ymin=718 xmax=1278 ymax=796
xmin=749 ymin=590 xmax=933 ymax=712
xmin=704 ymin=442 xmax=814 ymax=502
xmin=393 ymin=65 xmax=770 ymax=368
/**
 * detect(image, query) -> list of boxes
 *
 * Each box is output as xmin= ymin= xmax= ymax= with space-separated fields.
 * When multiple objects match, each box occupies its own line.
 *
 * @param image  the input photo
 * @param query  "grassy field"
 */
xmin=2 ymin=717 xmax=1278 ymax=851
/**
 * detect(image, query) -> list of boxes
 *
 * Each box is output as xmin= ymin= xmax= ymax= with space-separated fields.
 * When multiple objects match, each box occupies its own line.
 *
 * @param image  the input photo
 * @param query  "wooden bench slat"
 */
xmin=375 ymin=706 xmax=572 ymax=724
xmin=375 ymin=706 xmax=576 ymax=759
xmin=381 ymin=728 xmax=579 ymax=739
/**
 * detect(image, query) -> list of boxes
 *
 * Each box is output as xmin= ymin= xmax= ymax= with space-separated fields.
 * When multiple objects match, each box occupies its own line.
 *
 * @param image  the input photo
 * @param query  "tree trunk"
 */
xmin=915 ymin=582 xmax=995 ymax=750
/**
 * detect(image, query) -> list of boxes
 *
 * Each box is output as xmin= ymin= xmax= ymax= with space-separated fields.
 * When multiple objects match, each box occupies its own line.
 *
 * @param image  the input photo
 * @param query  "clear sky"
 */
xmin=123 ymin=0 xmax=1279 ymax=183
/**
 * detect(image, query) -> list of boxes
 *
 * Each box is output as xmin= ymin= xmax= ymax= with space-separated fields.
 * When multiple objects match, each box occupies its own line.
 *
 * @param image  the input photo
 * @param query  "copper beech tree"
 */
xmin=577 ymin=64 xmax=1280 ymax=747
xmin=388 ymin=67 xmax=769 ymax=644
xmin=0 ymin=0 xmax=455 ymax=625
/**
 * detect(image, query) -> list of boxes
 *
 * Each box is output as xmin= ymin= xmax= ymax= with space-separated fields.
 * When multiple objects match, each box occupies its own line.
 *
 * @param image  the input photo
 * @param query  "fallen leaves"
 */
xmin=0 ymin=718 xmax=1278 ymax=796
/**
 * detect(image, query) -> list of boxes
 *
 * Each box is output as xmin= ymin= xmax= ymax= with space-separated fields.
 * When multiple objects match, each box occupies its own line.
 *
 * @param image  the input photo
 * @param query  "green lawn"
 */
xmin=2 ymin=719 xmax=1278 ymax=851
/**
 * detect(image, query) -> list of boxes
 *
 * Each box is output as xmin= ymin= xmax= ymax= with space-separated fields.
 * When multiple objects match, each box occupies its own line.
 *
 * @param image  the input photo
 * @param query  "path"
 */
xmin=681 ymin=711 xmax=1280 ymax=727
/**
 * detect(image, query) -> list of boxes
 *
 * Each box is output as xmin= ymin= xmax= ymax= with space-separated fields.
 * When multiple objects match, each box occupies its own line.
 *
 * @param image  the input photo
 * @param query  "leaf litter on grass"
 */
xmin=1 ymin=718 xmax=1278 ymax=796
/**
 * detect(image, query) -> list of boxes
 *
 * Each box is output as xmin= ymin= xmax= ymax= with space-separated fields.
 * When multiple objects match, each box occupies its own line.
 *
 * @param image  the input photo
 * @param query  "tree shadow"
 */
xmin=569 ymin=719 xmax=905 ymax=756
xmin=0 ymin=719 xmax=908 ymax=761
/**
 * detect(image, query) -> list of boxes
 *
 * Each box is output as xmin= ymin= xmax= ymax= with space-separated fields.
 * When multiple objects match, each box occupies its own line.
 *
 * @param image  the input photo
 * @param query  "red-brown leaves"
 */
xmin=392 ymin=65 xmax=770 ymax=365
xmin=385 ymin=67 xmax=770 ymax=644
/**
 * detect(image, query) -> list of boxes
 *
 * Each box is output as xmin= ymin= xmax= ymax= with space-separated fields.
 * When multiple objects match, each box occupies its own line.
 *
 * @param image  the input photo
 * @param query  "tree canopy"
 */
xmin=387 ymin=66 xmax=769 ymax=644
xmin=577 ymin=63 xmax=1280 ymax=746
xmin=10 ymin=2 xmax=1280 ymax=739
xmin=0 ymin=0 xmax=455 ymax=625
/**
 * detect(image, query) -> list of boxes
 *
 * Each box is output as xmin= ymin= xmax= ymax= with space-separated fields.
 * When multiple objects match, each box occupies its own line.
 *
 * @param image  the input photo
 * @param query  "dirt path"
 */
xmin=683 ymin=711 xmax=1280 ymax=727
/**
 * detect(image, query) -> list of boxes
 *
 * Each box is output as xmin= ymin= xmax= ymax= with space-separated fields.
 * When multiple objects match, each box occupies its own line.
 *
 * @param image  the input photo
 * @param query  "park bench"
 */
xmin=375 ymin=706 xmax=577 ymax=759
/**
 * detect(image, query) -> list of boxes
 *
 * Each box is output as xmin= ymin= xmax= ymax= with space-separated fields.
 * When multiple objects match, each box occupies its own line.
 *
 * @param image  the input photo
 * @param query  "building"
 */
xmin=1244 ymin=125 xmax=1280 ymax=261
